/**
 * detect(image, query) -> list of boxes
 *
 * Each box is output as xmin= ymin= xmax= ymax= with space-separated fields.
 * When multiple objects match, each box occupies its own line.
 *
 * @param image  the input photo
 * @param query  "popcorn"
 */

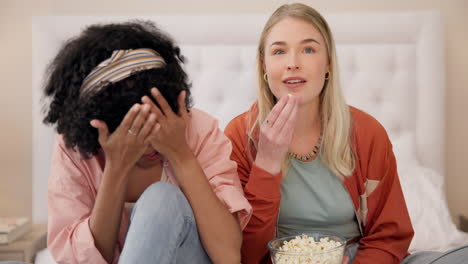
xmin=272 ymin=234 xmax=344 ymax=264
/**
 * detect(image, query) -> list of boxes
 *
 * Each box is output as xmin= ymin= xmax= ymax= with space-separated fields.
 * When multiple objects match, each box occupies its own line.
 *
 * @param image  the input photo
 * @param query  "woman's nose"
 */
xmin=286 ymin=54 xmax=300 ymax=70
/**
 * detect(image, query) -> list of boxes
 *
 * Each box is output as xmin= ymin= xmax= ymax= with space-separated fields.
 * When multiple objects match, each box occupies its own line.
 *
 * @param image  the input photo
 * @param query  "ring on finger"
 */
xmin=128 ymin=129 xmax=138 ymax=136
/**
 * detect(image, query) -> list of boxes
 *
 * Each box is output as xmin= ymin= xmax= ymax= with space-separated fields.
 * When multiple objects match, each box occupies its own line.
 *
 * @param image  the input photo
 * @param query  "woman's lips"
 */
xmin=284 ymin=81 xmax=306 ymax=89
xmin=283 ymin=77 xmax=306 ymax=89
xmin=144 ymin=151 xmax=161 ymax=160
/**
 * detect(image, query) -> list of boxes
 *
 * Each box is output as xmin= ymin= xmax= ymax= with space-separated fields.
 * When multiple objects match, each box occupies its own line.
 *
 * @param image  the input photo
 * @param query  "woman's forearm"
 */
xmin=169 ymin=152 xmax=242 ymax=264
xmin=89 ymin=165 xmax=128 ymax=263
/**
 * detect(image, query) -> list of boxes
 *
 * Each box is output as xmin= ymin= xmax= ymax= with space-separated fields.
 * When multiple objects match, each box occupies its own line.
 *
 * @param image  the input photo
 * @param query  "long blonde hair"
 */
xmin=249 ymin=3 xmax=355 ymax=177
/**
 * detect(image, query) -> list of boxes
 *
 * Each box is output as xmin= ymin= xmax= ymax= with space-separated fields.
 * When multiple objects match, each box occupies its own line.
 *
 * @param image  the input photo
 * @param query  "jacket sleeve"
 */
xmin=224 ymin=116 xmax=282 ymax=264
xmin=352 ymin=123 xmax=414 ymax=264
xmin=47 ymin=137 xmax=119 ymax=264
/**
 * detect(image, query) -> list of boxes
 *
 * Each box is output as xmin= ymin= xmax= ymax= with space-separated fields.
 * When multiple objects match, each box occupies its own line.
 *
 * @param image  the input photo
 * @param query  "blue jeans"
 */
xmin=118 ymin=182 xmax=212 ymax=264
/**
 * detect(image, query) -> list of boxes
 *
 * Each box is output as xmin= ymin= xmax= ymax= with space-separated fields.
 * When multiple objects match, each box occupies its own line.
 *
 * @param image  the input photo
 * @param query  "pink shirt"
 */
xmin=47 ymin=108 xmax=252 ymax=264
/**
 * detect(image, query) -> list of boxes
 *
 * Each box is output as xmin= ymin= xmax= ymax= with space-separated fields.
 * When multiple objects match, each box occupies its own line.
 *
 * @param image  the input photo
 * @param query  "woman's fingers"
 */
xmin=142 ymin=95 xmax=166 ymax=123
xmin=90 ymin=119 xmax=110 ymax=144
xmin=279 ymin=97 xmax=298 ymax=137
xmin=119 ymin=104 xmax=141 ymax=131
xmin=128 ymin=104 xmax=150 ymax=136
xmin=256 ymin=95 xmax=298 ymax=173
xmin=151 ymin=88 xmax=175 ymax=118
xmin=177 ymin=91 xmax=189 ymax=120
xmin=146 ymin=122 xmax=161 ymax=145
xmin=138 ymin=113 xmax=156 ymax=140
xmin=264 ymin=95 xmax=289 ymax=127
xmin=272 ymin=95 xmax=297 ymax=134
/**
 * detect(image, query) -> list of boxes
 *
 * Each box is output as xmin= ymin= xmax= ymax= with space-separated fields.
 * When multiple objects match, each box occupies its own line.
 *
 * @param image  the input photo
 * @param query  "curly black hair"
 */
xmin=42 ymin=20 xmax=192 ymax=159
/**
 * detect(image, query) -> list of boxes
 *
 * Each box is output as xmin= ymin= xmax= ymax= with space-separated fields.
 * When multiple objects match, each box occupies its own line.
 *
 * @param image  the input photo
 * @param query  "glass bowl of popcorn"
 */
xmin=268 ymin=233 xmax=346 ymax=264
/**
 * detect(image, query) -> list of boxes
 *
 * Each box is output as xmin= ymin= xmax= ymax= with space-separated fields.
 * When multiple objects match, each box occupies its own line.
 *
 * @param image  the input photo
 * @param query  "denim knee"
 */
xmin=120 ymin=182 xmax=209 ymax=263
xmin=133 ymin=182 xmax=194 ymax=220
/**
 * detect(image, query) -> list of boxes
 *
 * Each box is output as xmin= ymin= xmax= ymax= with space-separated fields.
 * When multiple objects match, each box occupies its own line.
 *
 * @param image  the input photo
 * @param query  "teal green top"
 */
xmin=278 ymin=156 xmax=361 ymax=240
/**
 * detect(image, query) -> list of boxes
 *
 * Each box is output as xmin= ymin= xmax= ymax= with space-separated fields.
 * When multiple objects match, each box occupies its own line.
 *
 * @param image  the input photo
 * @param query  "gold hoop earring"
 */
xmin=263 ymin=73 xmax=268 ymax=83
xmin=325 ymin=71 xmax=330 ymax=81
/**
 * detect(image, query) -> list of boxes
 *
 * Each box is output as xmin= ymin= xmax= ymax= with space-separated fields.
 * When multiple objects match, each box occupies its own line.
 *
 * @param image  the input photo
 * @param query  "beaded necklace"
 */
xmin=288 ymin=134 xmax=322 ymax=161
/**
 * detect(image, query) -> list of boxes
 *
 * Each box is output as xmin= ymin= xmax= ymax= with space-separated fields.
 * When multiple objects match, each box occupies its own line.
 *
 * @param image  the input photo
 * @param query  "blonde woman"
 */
xmin=225 ymin=3 xmax=414 ymax=264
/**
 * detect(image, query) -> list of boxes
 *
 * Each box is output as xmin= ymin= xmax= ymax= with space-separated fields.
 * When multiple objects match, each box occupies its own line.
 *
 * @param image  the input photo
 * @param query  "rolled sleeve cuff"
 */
xmin=72 ymin=218 xmax=115 ymax=264
xmin=214 ymin=185 xmax=253 ymax=230
xmin=353 ymin=246 xmax=401 ymax=264
xmin=244 ymin=163 xmax=282 ymax=201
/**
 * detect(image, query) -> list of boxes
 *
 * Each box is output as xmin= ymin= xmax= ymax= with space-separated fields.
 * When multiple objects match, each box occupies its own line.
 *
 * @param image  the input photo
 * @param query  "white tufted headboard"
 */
xmin=32 ymin=12 xmax=445 ymax=236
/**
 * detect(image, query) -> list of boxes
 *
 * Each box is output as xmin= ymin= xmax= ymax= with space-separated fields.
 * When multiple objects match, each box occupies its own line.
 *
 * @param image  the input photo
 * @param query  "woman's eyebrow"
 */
xmin=270 ymin=41 xmax=287 ymax=47
xmin=301 ymin=38 xmax=320 ymax=45
xmin=270 ymin=38 xmax=320 ymax=47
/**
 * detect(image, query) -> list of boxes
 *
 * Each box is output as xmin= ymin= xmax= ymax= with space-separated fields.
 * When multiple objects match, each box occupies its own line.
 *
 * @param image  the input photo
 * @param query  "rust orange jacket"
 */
xmin=224 ymin=104 xmax=414 ymax=264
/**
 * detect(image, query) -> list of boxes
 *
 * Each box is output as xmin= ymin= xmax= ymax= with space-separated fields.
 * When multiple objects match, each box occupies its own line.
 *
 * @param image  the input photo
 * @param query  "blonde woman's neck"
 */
xmin=294 ymin=98 xmax=321 ymax=136
xmin=289 ymin=99 xmax=322 ymax=157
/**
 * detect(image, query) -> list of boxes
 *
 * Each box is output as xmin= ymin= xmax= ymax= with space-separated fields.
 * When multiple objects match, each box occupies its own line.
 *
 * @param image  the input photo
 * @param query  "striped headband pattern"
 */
xmin=80 ymin=48 xmax=166 ymax=98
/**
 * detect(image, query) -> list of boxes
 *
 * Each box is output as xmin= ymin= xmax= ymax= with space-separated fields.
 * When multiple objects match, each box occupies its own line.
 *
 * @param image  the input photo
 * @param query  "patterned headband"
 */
xmin=80 ymin=48 xmax=166 ymax=98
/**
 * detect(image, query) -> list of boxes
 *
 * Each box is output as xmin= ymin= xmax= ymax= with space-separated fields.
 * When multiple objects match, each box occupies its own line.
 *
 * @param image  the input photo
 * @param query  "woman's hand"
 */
xmin=89 ymin=104 xmax=155 ymax=263
xmin=141 ymin=88 xmax=191 ymax=162
xmin=255 ymin=94 xmax=298 ymax=174
xmin=90 ymin=103 xmax=156 ymax=174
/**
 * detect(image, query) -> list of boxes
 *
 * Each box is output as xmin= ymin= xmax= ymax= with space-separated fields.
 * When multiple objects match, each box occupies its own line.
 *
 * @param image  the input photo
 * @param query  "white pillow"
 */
xmin=392 ymin=133 xmax=468 ymax=252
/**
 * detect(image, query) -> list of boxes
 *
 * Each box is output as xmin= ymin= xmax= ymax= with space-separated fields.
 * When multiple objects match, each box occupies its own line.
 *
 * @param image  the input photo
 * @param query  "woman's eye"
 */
xmin=273 ymin=49 xmax=285 ymax=55
xmin=303 ymin=47 xmax=315 ymax=54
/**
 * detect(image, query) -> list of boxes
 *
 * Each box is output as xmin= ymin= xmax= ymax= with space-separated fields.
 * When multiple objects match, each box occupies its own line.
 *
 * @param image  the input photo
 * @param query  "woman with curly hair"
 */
xmin=43 ymin=21 xmax=251 ymax=264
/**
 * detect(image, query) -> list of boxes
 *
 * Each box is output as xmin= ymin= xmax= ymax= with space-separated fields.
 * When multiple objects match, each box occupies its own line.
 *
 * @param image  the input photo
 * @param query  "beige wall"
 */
xmin=1 ymin=0 xmax=467 ymax=225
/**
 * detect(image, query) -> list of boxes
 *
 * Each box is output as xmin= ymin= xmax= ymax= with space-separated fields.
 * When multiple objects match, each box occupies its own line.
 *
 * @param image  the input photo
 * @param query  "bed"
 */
xmin=31 ymin=12 xmax=468 ymax=263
